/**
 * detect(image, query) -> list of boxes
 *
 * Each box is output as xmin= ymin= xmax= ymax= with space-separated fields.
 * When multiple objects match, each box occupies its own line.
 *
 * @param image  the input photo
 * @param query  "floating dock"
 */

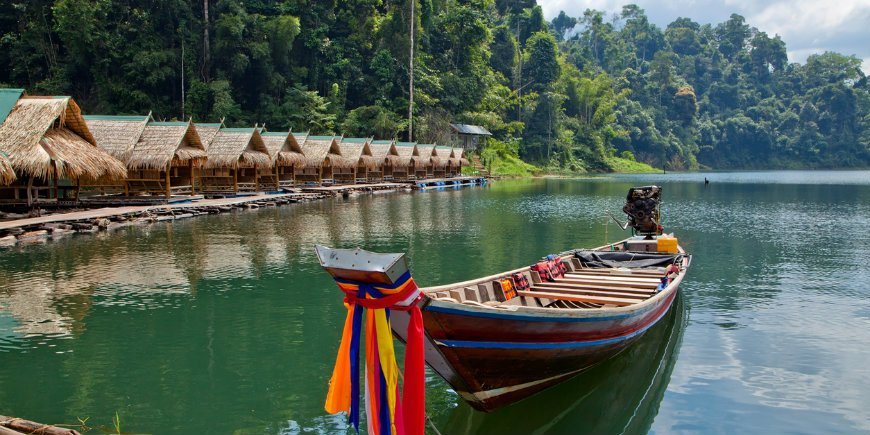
xmin=412 ymin=176 xmax=487 ymax=189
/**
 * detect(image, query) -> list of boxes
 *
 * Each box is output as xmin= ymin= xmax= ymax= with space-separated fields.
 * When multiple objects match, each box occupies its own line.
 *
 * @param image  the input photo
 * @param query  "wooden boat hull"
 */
xmin=391 ymin=248 xmax=687 ymax=412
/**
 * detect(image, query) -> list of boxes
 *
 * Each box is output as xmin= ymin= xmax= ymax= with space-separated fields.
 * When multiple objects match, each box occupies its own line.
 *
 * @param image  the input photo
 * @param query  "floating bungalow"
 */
xmin=126 ymin=120 xmax=207 ymax=196
xmin=393 ymin=142 xmax=418 ymax=181
xmin=298 ymin=135 xmax=343 ymax=185
xmin=413 ymin=143 xmax=437 ymax=180
xmin=259 ymin=130 xmax=307 ymax=190
xmin=434 ymin=145 xmax=454 ymax=178
xmin=199 ymin=127 xmax=271 ymax=194
xmin=0 ymin=92 xmax=126 ymax=207
xmin=368 ymin=139 xmax=400 ymax=182
xmin=452 ymin=147 xmax=469 ymax=177
xmin=81 ymin=114 xmax=150 ymax=194
xmin=336 ymin=137 xmax=377 ymax=184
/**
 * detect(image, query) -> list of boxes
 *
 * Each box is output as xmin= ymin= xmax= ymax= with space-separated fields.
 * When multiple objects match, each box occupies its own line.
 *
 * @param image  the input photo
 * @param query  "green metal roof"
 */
xmin=261 ymin=131 xmax=289 ymax=136
xmin=149 ymin=121 xmax=189 ymax=126
xmin=221 ymin=127 xmax=256 ymax=132
xmin=196 ymin=123 xmax=223 ymax=128
xmin=395 ymin=142 xmax=417 ymax=147
xmin=341 ymin=137 xmax=369 ymax=143
xmin=83 ymin=114 xmax=150 ymax=121
xmin=435 ymin=145 xmax=452 ymax=149
xmin=371 ymin=140 xmax=393 ymax=144
xmin=308 ymin=135 xmax=335 ymax=140
xmin=0 ymin=88 xmax=24 ymax=124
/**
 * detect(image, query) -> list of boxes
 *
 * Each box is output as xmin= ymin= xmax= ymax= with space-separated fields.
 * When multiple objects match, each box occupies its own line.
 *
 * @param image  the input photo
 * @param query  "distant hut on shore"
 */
xmin=413 ymin=143 xmax=437 ymax=180
xmin=0 ymin=94 xmax=126 ymax=207
xmin=127 ymin=120 xmax=207 ymax=196
xmin=81 ymin=114 xmax=150 ymax=194
xmin=434 ymin=145 xmax=453 ymax=178
xmin=299 ymin=135 xmax=343 ymax=185
xmin=393 ymin=142 xmax=418 ymax=181
xmin=368 ymin=139 xmax=400 ymax=182
xmin=336 ymin=137 xmax=377 ymax=184
xmin=450 ymin=148 xmax=469 ymax=177
xmin=199 ymin=127 xmax=270 ymax=194
xmin=259 ymin=130 xmax=306 ymax=190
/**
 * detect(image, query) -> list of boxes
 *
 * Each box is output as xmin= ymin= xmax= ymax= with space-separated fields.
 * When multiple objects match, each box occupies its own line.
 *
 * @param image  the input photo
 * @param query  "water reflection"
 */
xmin=437 ymin=296 xmax=687 ymax=435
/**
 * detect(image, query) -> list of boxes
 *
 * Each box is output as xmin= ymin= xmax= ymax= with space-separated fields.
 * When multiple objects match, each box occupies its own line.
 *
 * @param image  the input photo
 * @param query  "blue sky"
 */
xmin=538 ymin=0 xmax=870 ymax=73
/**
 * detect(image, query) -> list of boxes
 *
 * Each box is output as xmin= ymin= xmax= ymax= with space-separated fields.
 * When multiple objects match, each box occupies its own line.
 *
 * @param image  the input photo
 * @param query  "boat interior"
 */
xmin=426 ymin=249 xmax=683 ymax=310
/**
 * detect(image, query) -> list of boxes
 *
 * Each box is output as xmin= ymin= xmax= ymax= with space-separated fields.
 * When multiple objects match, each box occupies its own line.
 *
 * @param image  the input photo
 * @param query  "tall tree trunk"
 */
xmin=203 ymin=0 xmax=210 ymax=80
xmin=408 ymin=0 xmax=415 ymax=142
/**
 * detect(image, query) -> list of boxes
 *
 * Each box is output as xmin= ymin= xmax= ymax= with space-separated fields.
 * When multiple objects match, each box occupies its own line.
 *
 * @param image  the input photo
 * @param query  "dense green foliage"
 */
xmin=1 ymin=1 xmax=868 ymax=169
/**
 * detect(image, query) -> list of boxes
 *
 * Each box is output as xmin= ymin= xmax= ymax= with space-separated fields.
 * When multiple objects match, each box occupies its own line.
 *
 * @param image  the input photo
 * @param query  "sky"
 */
xmin=538 ymin=0 xmax=870 ymax=73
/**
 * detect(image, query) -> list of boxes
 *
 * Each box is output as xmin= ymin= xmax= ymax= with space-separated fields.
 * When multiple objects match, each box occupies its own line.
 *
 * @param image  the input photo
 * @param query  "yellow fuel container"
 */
xmin=657 ymin=235 xmax=679 ymax=253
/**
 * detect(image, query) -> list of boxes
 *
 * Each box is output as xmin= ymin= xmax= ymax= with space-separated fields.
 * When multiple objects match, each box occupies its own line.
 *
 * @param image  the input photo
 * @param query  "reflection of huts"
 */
xmin=199 ymin=127 xmax=271 ymax=194
xmin=0 ymin=93 xmax=126 ymax=207
xmin=368 ymin=139 xmax=399 ymax=182
xmin=336 ymin=137 xmax=377 ymax=184
xmin=451 ymin=148 xmax=469 ymax=176
xmin=127 ymin=120 xmax=207 ymax=196
xmin=413 ymin=143 xmax=437 ymax=179
xmin=82 ymin=114 xmax=150 ymax=194
xmin=434 ymin=145 xmax=454 ymax=178
xmin=259 ymin=130 xmax=307 ymax=190
xmin=298 ymin=135 xmax=343 ymax=185
xmin=393 ymin=142 xmax=418 ymax=181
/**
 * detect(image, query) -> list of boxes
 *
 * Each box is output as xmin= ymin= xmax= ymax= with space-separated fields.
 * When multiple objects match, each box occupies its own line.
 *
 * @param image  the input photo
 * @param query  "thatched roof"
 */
xmin=261 ymin=131 xmax=307 ymax=167
xmin=453 ymin=148 xmax=469 ymax=165
xmin=0 ymin=96 xmax=126 ymax=181
xmin=434 ymin=146 xmax=453 ymax=168
xmin=0 ymin=151 xmax=15 ymax=184
xmin=339 ymin=137 xmax=377 ymax=170
xmin=394 ymin=142 xmax=418 ymax=167
xmin=83 ymin=114 xmax=150 ymax=162
xmin=204 ymin=127 xmax=271 ymax=168
xmin=300 ymin=135 xmax=343 ymax=168
xmin=414 ymin=143 xmax=436 ymax=167
xmin=195 ymin=123 xmax=223 ymax=149
xmin=369 ymin=140 xmax=399 ymax=167
xmin=129 ymin=121 xmax=207 ymax=169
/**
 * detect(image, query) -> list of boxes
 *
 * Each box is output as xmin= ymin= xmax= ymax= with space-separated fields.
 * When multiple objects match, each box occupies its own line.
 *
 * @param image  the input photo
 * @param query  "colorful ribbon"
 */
xmin=325 ymin=271 xmax=426 ymax=435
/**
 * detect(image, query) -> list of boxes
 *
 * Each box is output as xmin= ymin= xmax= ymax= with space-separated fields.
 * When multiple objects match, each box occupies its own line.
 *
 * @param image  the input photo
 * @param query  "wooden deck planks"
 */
xmin=517 ymin=290 xmax=639 ymax=307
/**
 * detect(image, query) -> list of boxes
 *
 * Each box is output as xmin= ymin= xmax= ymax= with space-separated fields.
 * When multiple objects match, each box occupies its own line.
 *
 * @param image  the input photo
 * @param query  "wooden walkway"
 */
xmin=0 ymin=192 xmax=308 ymax=231
xmin=301 ymin=182 xmax=408 ymax=193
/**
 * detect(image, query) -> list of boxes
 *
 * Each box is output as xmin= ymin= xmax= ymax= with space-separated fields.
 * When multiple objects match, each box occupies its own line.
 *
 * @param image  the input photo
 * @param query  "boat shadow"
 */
xmin=437 ymin=294 xmax=688 ymax=435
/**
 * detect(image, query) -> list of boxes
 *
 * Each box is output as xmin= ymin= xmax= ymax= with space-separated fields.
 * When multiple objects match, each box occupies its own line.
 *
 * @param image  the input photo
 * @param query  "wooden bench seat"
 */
xmin=536 ymin=280 xmax=656 ymax=294
xmin=531 ymin=284 xmax=651 ymax=300
xmin=517 ymin=290 xmax=639 ymax=307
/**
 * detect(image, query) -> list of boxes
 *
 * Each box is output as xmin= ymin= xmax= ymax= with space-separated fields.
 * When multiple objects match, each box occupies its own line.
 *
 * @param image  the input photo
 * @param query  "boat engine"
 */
xmin=623 ymin=185 xmax=662 ymax=236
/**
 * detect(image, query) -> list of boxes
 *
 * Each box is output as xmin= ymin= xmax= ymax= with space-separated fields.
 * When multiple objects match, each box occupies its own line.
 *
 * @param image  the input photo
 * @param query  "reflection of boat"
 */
xmin=318 ymin=186 xmax=691 ymax=412
xmin=440 ymin=293 xmax=686 ymax=434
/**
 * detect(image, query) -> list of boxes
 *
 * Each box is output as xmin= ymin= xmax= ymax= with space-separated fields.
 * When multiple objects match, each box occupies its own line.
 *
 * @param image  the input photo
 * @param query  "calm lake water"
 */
xmin=1 ymin=171 xmax=869 ymax=434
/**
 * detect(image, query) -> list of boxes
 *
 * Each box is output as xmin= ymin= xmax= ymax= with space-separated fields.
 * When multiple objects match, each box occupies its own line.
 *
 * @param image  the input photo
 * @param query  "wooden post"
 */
xmin=188 ymin=160 xmax=194 ymax=195
xmin=26 ymin=176 xmax=33 ymax=208
xmin=165 ymin=163 xmax=171 ymax=198
xmin=233 ymin=167 xmax=238 ymax=193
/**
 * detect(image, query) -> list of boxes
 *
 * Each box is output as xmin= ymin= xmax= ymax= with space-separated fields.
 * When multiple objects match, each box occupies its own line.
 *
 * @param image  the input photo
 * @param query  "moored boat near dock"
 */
xmin=317 ymin=185 xmax=690 ymax=412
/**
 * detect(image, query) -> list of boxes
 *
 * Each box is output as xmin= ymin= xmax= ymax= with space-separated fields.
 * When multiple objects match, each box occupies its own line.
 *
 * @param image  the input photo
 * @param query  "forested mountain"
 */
xmin=1 ymin=0 xmax=868 ymax=170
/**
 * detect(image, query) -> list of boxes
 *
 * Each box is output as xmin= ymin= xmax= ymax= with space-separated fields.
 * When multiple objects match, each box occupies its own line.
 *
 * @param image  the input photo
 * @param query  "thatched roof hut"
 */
xmin=369 ymin=139 xmax=399 ymax=166
xmin=278 ymin=132 xmax=307 ymax=166
xmin=0 ymin=96 xmax=126 ymax=181
xmin=83 ymin=114 xmax=150 ymax=162
xmin=259 ymin=131 xmax=305 ymax=167
xmin=434 ymin=145 xmax=453 ymax=168
xmin=394 ymin=142 xmax=418 ymax=167
xmin=0 ymin=151 xmax=14 ymax=185
xmin=301 ymin=135 xmax=345 ymax=169
xmin=195 ymin=122 xmax=223 ymax=149
xmin=338 ymin=137 xmax=377 ymax=171
xmin=454 ymin=147 xmax=469 ymax=165
xmin=204 ymin=127 xmax=271 ymax=169
xmin=414 ymin=143 xmax=437 ymax=167
xmin=129 ymin=120 xmax=207 ymax=169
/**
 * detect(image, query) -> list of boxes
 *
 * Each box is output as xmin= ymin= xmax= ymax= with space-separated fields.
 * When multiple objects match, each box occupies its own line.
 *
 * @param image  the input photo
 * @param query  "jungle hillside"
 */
xmin=1 ymin=0 xmax=868 ymax=171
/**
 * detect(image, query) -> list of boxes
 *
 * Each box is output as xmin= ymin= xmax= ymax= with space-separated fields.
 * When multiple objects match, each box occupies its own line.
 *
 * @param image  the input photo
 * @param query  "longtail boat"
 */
xmin=317 ymin=185 xmax=690 ymax=413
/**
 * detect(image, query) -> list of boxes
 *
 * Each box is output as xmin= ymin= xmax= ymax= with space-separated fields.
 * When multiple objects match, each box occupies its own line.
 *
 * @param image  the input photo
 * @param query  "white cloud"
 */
xmin=538 ymin=0 xmax=870 ymax=73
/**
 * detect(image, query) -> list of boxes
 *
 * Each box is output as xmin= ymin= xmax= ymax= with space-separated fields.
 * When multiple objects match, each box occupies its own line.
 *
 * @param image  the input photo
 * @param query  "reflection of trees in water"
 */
xmin=438 ymin=295 xmax=687 ymax=434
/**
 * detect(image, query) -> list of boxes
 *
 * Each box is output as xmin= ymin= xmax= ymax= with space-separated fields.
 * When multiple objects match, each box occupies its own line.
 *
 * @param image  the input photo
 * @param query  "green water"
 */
xmin=2 ymin=171 xmax=870 ymax=434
